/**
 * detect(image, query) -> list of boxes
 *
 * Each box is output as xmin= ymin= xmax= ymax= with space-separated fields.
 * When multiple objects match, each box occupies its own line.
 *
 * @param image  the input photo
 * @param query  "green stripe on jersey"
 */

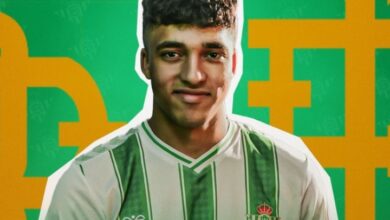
xmin=242 ymin=130 xmax=280 ymax=218
xmin=179 ymin=164 xmax=216 ymax=220
xmin=110 ymin=133 xmax=151 ymax=219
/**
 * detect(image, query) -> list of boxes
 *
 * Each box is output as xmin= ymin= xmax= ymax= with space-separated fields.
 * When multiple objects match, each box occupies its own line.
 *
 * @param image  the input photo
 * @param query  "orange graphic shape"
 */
xmin=0 ymin=13 xmax=124 ymax=218
xmin=247 ymin=0 xmax=390 ymax=219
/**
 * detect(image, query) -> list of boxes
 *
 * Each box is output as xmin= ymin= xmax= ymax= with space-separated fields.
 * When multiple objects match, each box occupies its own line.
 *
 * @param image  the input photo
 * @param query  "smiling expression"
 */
xmin=142 ymin=25 xmax=236 ymax=128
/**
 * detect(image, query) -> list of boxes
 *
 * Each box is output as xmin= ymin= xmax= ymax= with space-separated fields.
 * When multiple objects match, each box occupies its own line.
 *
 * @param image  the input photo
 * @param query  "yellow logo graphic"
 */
xmin=0 ymin=13 xmax=123 ymax=218
xmin=248 ymin=1 xmax=390 ymax=219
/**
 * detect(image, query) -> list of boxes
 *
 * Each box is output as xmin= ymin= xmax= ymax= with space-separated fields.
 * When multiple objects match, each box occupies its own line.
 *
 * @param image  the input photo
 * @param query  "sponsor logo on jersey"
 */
xmin=122 ymin=215 xmax=146 ymax=220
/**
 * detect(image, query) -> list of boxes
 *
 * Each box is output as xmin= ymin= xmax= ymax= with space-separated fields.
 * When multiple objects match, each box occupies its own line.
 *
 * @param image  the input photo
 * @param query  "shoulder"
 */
xmin=75 ymin=125 xmax=141 ymax=165
xmin=40 ymin=124 xmax=143 ymax=220
xmin=53 ymin=124 xmax=141 ymax=191
xmin=230 ymin=115 xmax=330 ymax=182
xmin=231 ymin=114 xmax=309 ymax=159
xmin=230 ymin=115 xmax=336 ymax=217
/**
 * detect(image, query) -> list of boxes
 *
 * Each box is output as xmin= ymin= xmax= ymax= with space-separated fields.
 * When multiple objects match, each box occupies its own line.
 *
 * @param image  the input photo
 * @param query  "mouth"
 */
xmin=172 ymin=88 xmax=211 ymax=104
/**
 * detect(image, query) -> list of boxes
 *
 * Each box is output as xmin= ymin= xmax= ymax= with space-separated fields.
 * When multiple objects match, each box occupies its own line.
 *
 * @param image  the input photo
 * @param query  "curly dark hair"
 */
xmin=142 ymin=0 xmax=237 ymax=45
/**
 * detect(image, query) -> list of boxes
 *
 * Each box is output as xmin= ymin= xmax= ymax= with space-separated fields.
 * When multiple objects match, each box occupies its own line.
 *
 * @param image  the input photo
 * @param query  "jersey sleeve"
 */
xmin=300 ymin=159 xmax=338 ymax=220
xmin=42 ymin=163 xmax=106 ymax=220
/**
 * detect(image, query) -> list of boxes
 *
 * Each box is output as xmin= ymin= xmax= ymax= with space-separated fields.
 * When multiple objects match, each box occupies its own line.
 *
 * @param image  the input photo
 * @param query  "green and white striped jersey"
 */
xmin=42 ymin=118 xmax=337 ymax=220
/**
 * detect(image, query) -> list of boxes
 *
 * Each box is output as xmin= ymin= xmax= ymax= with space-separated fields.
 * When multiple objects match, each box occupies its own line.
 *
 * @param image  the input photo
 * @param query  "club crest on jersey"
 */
xmin=246 ymin=203 xmax=280 ymax=220
xmin=257 ymin=203 xmax=273 ymax=216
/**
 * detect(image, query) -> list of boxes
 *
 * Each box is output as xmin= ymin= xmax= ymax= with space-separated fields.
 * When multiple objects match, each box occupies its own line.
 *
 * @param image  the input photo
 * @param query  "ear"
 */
xmin=141 ymin=48 xmax=151 ymax=79
xmin=232 ymin=49 xmax=237 ymax=75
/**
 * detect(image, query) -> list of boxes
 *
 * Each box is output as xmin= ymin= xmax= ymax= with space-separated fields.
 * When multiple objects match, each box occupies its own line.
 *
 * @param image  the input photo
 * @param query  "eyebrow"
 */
xmin=155 ymin=41 xmax=227 ymax=51
xmin=202 ymin=42 xmax=227 ymax=50
xmin=156 ymin=41 xmax=185 ymax=51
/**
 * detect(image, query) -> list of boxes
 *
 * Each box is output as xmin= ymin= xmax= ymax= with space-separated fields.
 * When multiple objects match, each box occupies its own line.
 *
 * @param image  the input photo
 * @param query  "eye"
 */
xmin=204 ymin=51 xmax=225 ymax=62
xmin=160 ymin=51 xmax=182 ymax=62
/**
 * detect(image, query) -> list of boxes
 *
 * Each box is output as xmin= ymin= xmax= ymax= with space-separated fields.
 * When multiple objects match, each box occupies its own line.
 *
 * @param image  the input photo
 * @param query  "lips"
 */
xmin=172 ymin=88 xmax=211 ymax=104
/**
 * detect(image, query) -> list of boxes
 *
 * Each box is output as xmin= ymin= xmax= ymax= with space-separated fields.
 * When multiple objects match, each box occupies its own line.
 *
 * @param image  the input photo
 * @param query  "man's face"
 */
xmin=142 ymin=25 xmax=236 ymax=128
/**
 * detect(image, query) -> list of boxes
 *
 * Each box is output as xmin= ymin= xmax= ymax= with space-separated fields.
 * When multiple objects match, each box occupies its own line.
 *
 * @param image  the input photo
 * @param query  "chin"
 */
xmin=177 ymin=119 xmax=205 ymax=129
xmin=173 ymin=115 xmax=208 ymax=129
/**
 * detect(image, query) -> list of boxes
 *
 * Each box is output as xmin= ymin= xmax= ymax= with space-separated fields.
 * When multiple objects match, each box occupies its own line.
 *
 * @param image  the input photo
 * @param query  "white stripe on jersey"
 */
xmin=214 ymin=138 xmax=246 ymax=220
xmin=81 ymin=151 xmax=122 ymax=219
xmin=178 ymin=164 xmax=188 ymax=220
xmin=138 ymin=128 xmax=185 ymax=220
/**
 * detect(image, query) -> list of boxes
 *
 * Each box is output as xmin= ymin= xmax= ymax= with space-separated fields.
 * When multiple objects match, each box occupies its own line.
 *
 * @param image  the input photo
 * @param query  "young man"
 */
xmin=40 ymin=0 xmax=338 ymax=219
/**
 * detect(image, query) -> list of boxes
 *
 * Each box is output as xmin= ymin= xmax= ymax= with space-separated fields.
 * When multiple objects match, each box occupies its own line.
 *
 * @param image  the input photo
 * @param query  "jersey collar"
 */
xmin=140 ymin=120 xmax=238 ymax=172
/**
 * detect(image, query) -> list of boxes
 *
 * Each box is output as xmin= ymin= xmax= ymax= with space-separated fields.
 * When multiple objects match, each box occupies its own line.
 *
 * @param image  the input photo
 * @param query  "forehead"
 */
xmin=146 ymin=25 xmax=235 ymax=50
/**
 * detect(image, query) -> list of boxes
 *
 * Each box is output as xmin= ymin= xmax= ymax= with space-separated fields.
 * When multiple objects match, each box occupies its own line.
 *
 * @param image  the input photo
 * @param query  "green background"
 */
xmin=1 ymin=0 xmax=389 ymax=219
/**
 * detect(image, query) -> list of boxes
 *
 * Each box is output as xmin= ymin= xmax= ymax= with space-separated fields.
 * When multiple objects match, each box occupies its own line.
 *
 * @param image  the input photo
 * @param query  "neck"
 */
xmin=148 ymin=110 xmax=228 ymax=159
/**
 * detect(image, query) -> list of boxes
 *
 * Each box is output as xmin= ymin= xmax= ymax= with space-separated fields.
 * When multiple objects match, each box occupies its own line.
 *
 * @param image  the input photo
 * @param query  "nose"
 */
xmin=180 ymin=54 xmax=205 ymax=86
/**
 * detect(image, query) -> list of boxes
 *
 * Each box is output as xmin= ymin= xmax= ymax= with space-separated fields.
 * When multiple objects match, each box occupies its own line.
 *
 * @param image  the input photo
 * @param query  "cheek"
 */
xmin=204 ymin=63 xmax=232 ymax=87
xmin=150 ymin=61 xmax=181 ymax=86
